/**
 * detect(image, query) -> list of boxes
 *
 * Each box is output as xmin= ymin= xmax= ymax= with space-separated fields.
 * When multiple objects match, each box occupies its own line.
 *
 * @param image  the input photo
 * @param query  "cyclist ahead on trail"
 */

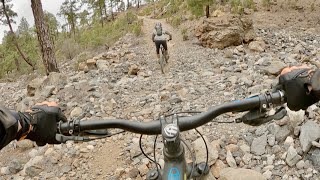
xmin=152 ymin=22 xmax=172 ymax=60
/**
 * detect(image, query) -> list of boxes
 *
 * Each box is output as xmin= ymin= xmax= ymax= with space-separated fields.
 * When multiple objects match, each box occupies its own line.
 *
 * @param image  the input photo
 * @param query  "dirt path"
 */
xmin=90 ymin=139 xmax=126 ymax=178
xmin=89 ymin=17 xmax=185 ymax=178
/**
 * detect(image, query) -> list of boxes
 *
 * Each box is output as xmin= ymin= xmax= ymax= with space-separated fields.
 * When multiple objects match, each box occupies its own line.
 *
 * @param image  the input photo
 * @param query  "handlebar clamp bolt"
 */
xmin=262 ymin=104 xmax=267 ymax=109
xmin=69 ymin=130 xmax=73 ymax=135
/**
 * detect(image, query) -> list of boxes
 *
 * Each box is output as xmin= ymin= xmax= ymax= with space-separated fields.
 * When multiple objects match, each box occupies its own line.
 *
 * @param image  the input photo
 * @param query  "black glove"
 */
xmin=0 ymin=106 xmax=19 ymax=149
xmin=18 ymin=105 xmax=67 ymax=146
xmin=276 ymin=68 xmax=320 ymax=111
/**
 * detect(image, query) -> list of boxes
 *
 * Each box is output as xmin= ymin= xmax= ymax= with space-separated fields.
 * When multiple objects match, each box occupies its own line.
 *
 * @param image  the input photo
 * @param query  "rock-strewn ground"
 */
xmin=1 ymin=11 xmax=320 ymax=180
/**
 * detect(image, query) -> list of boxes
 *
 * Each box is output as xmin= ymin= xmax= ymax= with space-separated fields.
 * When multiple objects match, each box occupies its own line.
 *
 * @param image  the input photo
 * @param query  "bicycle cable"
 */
xmin=139 ymin=134 xmax=162 ymax=170
xmin=181 ymin=138 xmax=196 ymax=179
xmin=153 ymin=135 xmax=161 ymax=171
xmin=81 ymin=130 xmax=126 ymax=141
xmin=195 ymin=128 xmax=209 ymax=180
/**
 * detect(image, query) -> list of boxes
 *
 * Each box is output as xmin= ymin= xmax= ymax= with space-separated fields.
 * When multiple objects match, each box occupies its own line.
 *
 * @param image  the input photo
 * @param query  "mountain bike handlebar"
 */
xmin=58 ymin=91 xmax=285 ymax=136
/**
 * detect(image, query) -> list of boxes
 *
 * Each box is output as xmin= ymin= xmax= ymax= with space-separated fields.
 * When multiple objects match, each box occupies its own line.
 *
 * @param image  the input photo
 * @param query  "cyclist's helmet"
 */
xmin=155 ymin=22 xmax=162 ymax=29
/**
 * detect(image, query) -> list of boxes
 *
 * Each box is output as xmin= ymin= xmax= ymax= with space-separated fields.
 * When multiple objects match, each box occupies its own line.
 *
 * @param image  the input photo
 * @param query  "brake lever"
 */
xmin=236 ymin=107 xmax=287 ymax=126
xmin=82 ymin=129 xmax=110 ymax=136
xmin=56 ymin=134 xmax=91 ymax=143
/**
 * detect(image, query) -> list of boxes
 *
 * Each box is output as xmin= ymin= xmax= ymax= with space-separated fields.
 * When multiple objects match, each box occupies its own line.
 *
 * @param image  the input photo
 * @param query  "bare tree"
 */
xmin=31 ymin=0 xmax=59 ymax=74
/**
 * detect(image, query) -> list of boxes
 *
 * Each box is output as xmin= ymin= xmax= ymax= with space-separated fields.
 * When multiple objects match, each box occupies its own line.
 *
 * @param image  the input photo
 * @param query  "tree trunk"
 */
xmin=126 ymin=0 xmax=130 ymax=10
xmin=71 ymin=17 xmax=76 ymax=37
xmin=110 ymin=0 xmax=114 ymax=20
xmin=205 ymin=5 xmax=209 ymax=18
xmin=31 ymin=0 xmax=59 ymax=74
xmin=14 ymin=57 xmax=20 ymax=71
xmin=1 ymin=0 xmax=35 ymax=70
xmin=103 ymin=1 xmax=108 ymax=21
xmin=99 ymin=3 xmax=104 ymax=27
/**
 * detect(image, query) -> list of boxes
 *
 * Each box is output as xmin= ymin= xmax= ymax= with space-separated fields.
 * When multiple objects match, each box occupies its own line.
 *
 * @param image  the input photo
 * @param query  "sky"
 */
xmin=0 ymin=0 xmax=65 ymax=42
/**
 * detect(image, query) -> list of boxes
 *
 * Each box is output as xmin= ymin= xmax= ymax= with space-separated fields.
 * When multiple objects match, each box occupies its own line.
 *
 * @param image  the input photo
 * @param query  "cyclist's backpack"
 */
xmin=155 ymin=25 xmax=162 ymax=36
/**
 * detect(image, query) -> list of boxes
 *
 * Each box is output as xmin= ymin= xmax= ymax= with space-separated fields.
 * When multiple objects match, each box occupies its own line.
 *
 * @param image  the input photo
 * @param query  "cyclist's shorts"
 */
xmin=155 ymin=40 xmax=167 ymax=54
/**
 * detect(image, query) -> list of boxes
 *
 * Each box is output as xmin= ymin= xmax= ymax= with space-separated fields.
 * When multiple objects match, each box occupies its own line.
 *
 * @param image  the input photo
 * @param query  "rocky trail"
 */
xmin=1 ymin=14 xmax=320 ymax=180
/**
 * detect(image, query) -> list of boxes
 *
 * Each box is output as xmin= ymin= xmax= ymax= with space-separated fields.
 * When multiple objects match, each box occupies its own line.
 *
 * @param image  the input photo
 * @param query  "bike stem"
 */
xmin=147 ymin=114 xmax=186 ymax=180
xmin=146 ymin=115 xmax=209 ymax=180
xmin=162 ymin=115 xmax=186 ymax=180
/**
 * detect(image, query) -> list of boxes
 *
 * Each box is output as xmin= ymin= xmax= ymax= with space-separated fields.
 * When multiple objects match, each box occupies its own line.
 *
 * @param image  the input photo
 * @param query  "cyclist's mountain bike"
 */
xmin=159 ymin=42 xmax=169 ymax=74
xmin=56 ymin=90 xmax=287 ymax=180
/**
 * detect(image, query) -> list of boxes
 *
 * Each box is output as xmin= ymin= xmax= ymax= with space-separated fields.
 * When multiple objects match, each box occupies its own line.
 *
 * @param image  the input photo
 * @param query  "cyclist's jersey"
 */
xmin=153 ymin=29 xmax=169 ymax=41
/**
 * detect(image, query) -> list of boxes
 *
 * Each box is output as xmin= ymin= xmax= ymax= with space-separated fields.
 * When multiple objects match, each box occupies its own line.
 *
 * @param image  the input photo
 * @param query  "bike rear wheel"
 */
xmin=159 ymin=47 xmax=166 ymax=74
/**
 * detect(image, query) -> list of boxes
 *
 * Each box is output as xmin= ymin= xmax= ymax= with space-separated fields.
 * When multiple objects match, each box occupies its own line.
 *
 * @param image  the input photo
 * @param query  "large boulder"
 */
xmin=86 ymin=59 xmax=97 ymax=70
xmin=78 ymin=62 xmax=89 ymax=72
xmin=300 ymin=121 xmax=320 ymax=152
xmin=128 ymin=64 xmax=140 ymax=75
xmin=195 ymin=14 xmax=255 ymax=49
xmin=248 ymin=40 xmax=266 ymax=52
xmin=26 ymin=73 xmax=67 ymax=97
xmin=44 ymin=72 xmax=68 ymax=88
xmin=27 ymin=77 xmax=46 ymax=97
xmin=101 ymin=51 xmax=119 ymax=61
xmin=96 ymin=60 xmax=109 ymax=71
xmin=261 ymin=60 xmax=287 ymax=75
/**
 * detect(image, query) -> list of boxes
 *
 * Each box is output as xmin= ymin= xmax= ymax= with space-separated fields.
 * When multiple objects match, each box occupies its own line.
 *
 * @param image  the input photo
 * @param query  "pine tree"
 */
xmin=31 ymin=0 xmax=59 ymax=74
xmin=58 ymin=0 xmax=80 ymax=37
xmin=82 ymin=0 xmax=107 ymax=27
xmin=44 ymin=11 xmax=60 ymax=41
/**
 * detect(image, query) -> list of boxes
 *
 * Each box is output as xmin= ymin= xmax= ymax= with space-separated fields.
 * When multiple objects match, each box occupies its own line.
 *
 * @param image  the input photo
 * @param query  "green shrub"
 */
xmin=229 ymin=0 xmax=251 ymax=14
xmin=181 ymin=28 xmax=188 ymax=41
xmin=73 ymin=10 xmax=142 ymax=56
xmin=167 ymin=1 xmax=180 ymax=15
xmin=243 ymin=0 xmax=255 ymax=9
xmin=130 ymin=20 xmax=143 ymax=36
xmin=187 ymin=0 xmax=206 ymax=17
xmin=262 ymin=0 xmax=271 ymax=7
xmin=170 ymin=16 xmax=182 ymax=27
xmin=188 ymin=15 xmax=195 ymax=21
xmin=58 ymin=38 xmax=81 ymax=60
xmin=230 ymin=0 xmax=241 ymax=7
xmin=139 ymin=6 xmax=153 ymax=16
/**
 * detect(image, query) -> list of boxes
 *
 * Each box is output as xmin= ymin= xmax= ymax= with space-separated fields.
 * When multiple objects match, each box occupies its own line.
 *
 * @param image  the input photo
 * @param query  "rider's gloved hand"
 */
xmin=276 ymin=65 xmax=320 ymax=111
xmin=17 ymin=102 xmax=67 ymax=146
xmin=0 ymin=106 xmax=20 ymax=149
